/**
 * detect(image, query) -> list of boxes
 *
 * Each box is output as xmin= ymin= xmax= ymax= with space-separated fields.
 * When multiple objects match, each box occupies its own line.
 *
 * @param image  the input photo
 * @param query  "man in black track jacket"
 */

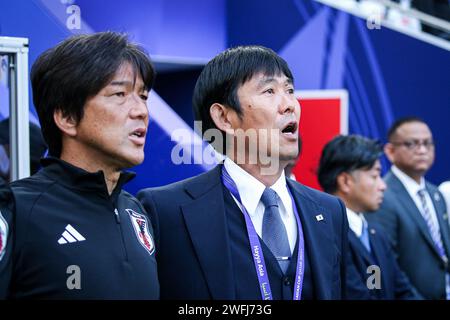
xmin=0 ymin=32 xmax=159 ymax=299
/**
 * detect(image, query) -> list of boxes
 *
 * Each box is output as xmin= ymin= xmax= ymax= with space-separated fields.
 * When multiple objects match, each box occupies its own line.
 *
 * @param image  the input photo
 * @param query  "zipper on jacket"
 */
xmin=114 ymin=208 xmax=121 ymax=224
xmin=113 ymin=206 xmax=128 ymax=262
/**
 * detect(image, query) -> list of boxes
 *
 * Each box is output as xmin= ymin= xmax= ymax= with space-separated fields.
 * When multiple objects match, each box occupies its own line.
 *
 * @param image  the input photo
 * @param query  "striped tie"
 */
xmin=417 ymin=189 xmax=446 ymax=259
xmin=418 ymin=189 xmax=450 ymax=299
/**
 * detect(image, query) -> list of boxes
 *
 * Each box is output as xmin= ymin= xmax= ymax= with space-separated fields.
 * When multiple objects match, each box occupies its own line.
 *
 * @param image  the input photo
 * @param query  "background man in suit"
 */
xmin=367 ymin=117 xmax=450 ymax=299
xmin=138 ymin=45 xmax=350 ymax=300
xmin=318 ymin=134 xmax=420 ymax=299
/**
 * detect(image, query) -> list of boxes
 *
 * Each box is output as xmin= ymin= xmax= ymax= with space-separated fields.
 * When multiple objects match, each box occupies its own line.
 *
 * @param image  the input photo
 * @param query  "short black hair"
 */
xmin=387 ymin=116 xmax=426 ymax=142
xmin=192 ymin=45 xmax=294 ymax=153
xmin=31 ymin=31 xmax=155 ymax=157
xmin=318 ymin=135 xmax=383 ymax=194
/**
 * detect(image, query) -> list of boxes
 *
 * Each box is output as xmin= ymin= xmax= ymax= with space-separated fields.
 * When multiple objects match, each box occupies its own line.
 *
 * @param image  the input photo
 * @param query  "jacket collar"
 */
xmin=286 ymin=179 xmax=337 ymax=299
xmin=40 ymin=157 xmax=135 ymax=197
xmin=180 ymin=165 xmax=235 ymax=299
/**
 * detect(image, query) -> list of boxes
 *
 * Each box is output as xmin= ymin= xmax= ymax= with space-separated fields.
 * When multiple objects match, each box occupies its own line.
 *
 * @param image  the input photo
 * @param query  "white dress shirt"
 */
xmin=346 ymin=207 xmax=367 ymax=238
xmin=223 ymin=157 xmax=297 ymax=253
xmin=391 ymin=165 xmax=440 ymax=233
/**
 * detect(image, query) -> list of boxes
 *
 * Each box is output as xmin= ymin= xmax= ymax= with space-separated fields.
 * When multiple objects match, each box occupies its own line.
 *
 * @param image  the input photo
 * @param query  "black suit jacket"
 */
xmin=138 ymin=165 xmax=350 ymax=300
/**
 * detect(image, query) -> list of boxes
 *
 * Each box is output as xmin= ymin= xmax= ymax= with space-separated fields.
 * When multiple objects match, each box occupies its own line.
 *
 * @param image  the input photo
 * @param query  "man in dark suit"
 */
xmin=367 ymin=117 xmax=450 ymax=299
xmin=138 ymin=45 xmax=350 ymax=300
xmin=318 ymin=134 xmax=420 ymax=299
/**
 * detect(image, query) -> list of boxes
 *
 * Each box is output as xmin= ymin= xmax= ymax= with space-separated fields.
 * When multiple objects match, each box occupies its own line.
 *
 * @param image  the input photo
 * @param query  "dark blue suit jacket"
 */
xmin=366 ymin=170 xmax=450 ymax=299
xmin=137 ymin=165 xmax=350 ymax=300
xmin=347 ymin=222 xmax=421 ymax=299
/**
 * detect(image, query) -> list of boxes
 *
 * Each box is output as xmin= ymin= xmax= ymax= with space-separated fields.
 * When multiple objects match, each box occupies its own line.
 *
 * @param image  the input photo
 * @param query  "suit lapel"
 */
xmin=350 ymin=225 xmax=391 ymax=296
xmin=181 ymin=166 xmax=235 ymax=300
xmin=287 ymin=180 xmax=335 ymax=299
xmin=367 ymin=228 xmax=392 ymax=296
xmin=388 ymin=173 xmax=441 ymax=257
xmin=368 ymin=228 xmax=384 ymax=265
xmin=348 ymin=230 xmax=375 ymax=265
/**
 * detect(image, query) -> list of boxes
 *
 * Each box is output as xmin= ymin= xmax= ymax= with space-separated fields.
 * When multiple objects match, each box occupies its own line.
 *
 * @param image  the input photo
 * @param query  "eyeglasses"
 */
xmin=390 ymin=139 xmax=435 ymax=151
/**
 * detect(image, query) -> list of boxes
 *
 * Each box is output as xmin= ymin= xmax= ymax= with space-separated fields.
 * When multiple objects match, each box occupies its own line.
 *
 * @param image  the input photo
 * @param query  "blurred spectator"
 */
xmin=367 ymin=117 xmax=450 ymax=299
xmin=318 ymin=134 xmax=420 ymax=299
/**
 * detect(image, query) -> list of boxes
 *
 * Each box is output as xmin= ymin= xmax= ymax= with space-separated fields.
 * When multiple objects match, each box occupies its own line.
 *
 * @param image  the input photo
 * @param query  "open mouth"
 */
xmin=129 ymin=128 xmax=146 ymax=145
xmin=281 ymin=122 xmax=298 ymax=135
xmin=131 ymin=129 xmax=145 ymax=138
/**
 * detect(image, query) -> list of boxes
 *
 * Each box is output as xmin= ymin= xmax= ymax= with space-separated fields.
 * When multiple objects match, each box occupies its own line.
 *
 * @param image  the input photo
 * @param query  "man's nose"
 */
xmin=130 ymin=94 xmax=149 ymax=119
xmin=280 ymin=94 xmax=298 ymax=114
xmin=379 ymin=179 xmax=387 ymax=192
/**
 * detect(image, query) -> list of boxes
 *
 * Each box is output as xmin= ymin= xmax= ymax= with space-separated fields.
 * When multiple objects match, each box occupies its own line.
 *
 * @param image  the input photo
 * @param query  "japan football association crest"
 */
xmin=0 ymin=210 xmax=8 ymax=261
xmin=126 ymin=209 xmax=155 ymax=255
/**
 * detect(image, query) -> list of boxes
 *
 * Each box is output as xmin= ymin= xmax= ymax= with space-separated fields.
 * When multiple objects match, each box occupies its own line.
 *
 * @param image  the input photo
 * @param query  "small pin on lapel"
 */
xmin=315 ymin=214 xmax=324 ymax=221
xmin=434 ymin=192 xmax=440 ymax=202
xmin=370 ymin=229 xmax=376 ymax=235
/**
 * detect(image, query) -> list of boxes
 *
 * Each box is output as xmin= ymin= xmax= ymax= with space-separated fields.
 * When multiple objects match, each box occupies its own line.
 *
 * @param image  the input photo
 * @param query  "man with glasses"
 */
xmin=367 ymin=117 xmax=450 ymax=299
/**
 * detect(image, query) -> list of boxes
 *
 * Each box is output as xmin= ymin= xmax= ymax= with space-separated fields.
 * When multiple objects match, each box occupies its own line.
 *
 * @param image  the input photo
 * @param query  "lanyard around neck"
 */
xmin=221 ymin=166 xmax=305 ymax=300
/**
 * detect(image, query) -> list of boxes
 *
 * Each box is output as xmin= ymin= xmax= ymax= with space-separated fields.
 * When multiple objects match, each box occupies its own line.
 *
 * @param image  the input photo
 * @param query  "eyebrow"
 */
xmin=109 ymin=80 xmax=132 ymax=86
xmin=258 ymin=77 xmax=293 ymax=87
xmin=108 ymin=80 xmax=147 ymax=91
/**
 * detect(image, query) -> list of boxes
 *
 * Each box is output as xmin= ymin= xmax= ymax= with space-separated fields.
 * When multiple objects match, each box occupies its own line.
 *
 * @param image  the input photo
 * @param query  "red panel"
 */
xmin=292 ymin=98 xmax=342 ymax=190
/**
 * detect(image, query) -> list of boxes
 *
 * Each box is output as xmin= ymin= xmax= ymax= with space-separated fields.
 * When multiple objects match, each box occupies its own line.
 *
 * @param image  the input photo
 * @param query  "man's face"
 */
xmin=74 ymin=62 xmax=149 ymax=170
xmin=387 ymin=122 xmax=435 ymax=177
xmin=347 ymin=160 xmax=387 ymax=212
xmin=229 ymin=72 xmax=301 ymax=167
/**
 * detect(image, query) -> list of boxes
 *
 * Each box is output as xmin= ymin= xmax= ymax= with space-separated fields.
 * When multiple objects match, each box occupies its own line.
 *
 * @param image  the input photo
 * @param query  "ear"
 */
xmin=336 ymin=172 xmax=353 ymax=195
xmin=53 ymin=109 xmax=78 ymax=137
xmin=384 ymin=143 xmax=395 ymax=163
xmin=209 ymin=103 xmax=237 ymax=135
